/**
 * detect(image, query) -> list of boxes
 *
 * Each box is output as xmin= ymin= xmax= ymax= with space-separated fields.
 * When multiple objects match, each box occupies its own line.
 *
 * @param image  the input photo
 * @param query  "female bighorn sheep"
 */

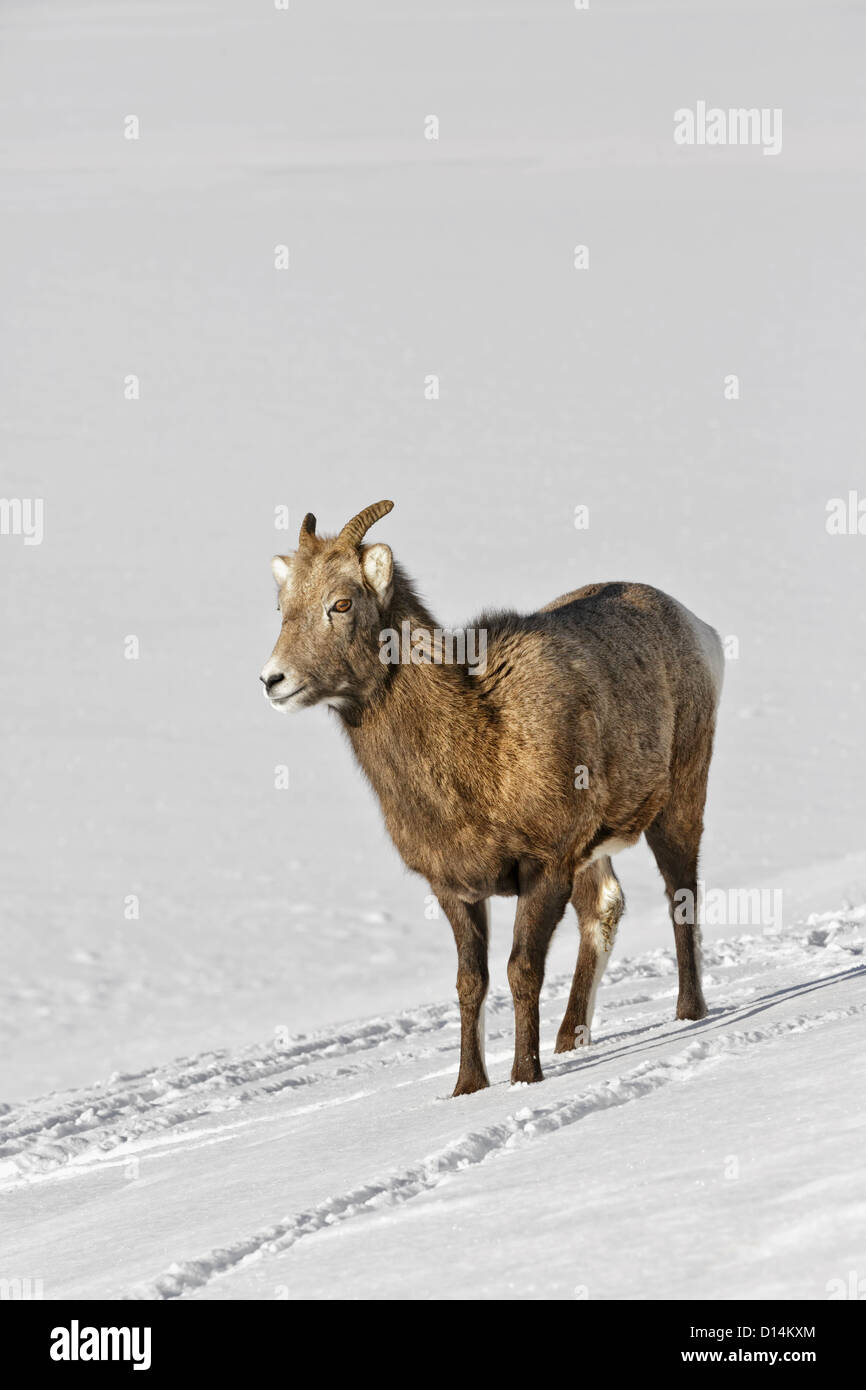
xmin=261 ymin=501 xmax=724 ymax=1096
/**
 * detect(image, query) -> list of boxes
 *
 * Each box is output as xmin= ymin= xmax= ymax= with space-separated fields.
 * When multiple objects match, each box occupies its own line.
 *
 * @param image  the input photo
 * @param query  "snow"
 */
xmin=1 ymin=905 xmax=863 ymax=1299
xmin=1 ymin=0 xmax=865 ymax=1298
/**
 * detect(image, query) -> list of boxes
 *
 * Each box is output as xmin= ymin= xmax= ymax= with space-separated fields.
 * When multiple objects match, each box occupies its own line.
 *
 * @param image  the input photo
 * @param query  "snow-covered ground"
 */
xmin=2 ymin=0 xmax=865 ymax=1299
xmin=2 ymin=903 xmax=863 ymax=1300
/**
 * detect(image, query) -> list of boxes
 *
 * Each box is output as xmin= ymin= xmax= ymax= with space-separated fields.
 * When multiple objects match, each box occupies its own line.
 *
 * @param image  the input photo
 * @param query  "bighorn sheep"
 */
xmin=261 ymin=501 xmax=724 ymax=1095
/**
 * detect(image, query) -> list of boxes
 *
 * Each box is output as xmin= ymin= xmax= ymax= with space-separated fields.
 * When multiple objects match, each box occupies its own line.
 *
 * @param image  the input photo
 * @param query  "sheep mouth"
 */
xmin=269 ymin=684 xmax=307 ymax=706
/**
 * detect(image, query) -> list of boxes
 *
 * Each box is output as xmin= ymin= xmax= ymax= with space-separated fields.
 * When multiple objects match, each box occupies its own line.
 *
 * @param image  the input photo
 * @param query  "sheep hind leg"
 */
xmin=645 ymin=802 xmax=710 ymax=1022
xmin=554 ymin=856 xmax=624 ymax=1053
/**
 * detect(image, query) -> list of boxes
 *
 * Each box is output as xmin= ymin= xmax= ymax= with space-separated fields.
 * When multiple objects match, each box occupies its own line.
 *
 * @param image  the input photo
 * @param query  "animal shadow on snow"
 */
xmin=542 ymin=962 xmax=865 ymax=1086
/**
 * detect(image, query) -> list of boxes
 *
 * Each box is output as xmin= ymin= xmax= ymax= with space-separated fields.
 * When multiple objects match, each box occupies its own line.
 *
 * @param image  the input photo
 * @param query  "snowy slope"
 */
xmin=2 ymin=902 xmax=862 ymax=1300
xmin=3 ymin=0 xmax=866 ymax=1106
xmin=2 ymin=0 xmax=865 ymax=1303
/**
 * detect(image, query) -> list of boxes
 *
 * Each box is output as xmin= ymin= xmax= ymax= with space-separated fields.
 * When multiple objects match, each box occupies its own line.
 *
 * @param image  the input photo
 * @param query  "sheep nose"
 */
xmin=262 ymin=672 xmax=285 ymax=692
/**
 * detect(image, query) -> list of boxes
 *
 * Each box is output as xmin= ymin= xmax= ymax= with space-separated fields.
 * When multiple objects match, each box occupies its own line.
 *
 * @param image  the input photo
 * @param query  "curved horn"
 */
xmin=298 ymin=512 xmax=317 ymax=546
xmin=337 ymin=499 xmax=394 ymax=549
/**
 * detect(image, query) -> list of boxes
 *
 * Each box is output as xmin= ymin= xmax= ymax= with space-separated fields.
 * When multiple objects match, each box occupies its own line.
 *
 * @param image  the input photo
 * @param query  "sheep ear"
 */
xmin=272 ymin=555 xmax=293 ymax=586
xmin=362 ymin=543 xmax=393 ymax=602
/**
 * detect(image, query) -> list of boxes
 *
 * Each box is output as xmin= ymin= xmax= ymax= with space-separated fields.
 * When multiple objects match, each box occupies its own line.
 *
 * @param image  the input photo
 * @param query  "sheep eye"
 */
xmin=332 ymin=598 xmax=352 ymax=613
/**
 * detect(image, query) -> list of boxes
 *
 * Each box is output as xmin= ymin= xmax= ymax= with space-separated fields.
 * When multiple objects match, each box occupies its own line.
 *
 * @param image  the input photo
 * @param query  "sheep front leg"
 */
xmin=508 ymin=871 xmax=572 ymax=1085
xmin=439 ymin=893 xmax=490 ymax=1096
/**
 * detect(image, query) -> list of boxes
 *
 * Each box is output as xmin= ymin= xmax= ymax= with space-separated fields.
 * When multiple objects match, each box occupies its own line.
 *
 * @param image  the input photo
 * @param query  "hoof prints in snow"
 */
xmin=1 ymin=909 xmax=862 ymax=1187
xmin=127 ymin=1000 xmax=866 ymax=1301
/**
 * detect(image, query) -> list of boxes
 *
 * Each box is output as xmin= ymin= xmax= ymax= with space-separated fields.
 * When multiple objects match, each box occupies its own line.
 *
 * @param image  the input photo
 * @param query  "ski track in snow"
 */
xmin=2 ymin=906 xmax=863 ymax=1299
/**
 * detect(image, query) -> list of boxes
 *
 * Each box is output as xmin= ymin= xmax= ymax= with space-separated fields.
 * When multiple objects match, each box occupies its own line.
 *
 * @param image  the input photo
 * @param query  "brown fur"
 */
xmin=261 ymin=503 xmax=723 ymax=1094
